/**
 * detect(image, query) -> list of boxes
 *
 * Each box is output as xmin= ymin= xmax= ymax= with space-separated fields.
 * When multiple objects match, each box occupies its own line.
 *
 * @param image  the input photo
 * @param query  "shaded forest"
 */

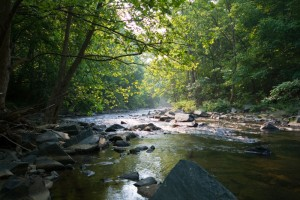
xmin=1 ymin=0 xmax=299 ymax=123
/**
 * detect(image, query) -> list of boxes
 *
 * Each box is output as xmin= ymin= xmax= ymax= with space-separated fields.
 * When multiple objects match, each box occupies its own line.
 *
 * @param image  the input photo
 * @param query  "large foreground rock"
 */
xmin=150 ymin=160 xmax=236 ymax=200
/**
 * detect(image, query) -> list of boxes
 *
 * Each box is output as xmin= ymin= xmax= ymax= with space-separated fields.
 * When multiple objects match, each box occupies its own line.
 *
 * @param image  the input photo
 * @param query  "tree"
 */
xmin=2 ymin=0 xmax=184 ymax=122
xmin=0 ymin=0 xmax=23 ymax=113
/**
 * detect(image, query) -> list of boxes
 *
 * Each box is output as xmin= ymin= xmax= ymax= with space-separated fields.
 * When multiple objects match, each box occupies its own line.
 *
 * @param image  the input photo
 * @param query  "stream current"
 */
xmin=51 ymin=109 xmax=300 ymax=200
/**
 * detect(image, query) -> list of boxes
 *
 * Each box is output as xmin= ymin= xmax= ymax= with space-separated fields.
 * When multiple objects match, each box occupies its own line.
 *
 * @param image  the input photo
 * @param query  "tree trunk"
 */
xmin=44 ymin=27 xmax=95 ymax=123
xmin=44 ymin=3 xmax=103 ymax=123
xmin=0 ymin=0 xmax=12 ymax=112
xmin=0 ymin=0 xmax=23 ymax=113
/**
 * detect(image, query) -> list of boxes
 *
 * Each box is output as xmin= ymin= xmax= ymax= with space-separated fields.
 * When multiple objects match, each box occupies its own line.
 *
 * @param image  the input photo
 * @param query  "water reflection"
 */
xmin=52 ymin=110 xmax=300 ymax=200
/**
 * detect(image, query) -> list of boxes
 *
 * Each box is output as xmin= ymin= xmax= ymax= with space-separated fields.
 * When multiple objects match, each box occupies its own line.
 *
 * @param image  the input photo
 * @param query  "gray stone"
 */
xmin=64 ymin=128 xmax=94 ymax=147
xmin=108 ymin=135 xmax=124 ymax=142
xmin=260 ymin=122 xmax=279 ymax=131
xmin=67 ymin=144 xmax=99 ymax=154
xmin=175 ymin=113 xmax=194 ymax=122
xmin=138 ymin=184 xmax=159 ymax=198
xmin=159 ymin=116 xmax=173 ymax=122
xmin=54 ymin=124 xmax=80 ymax=135
xmin=193 ymin=110 xmax=210 ymax=117
xmin=36 ymin=131 xmax=59 ymax=143
xmin=125 ymin=132 xmax=139 ymax=140
xmin=0 ymin=149 xmax=19 ymax=162
xmin=114 ymin=140 xmax=130 ymax=147
xmin=28 ymin=176 xmax=51 ymax=200
xmin=79 ymin=134 xmax=100 ymax=144
xmin=130 ymin=123 xmax=161 ymax=131
xmin=0 ymin=169 xmax=13 ymax=179
xmin=35 ymin=156 xmax=65 ymax=171
xmin=92 ymin=124 xmax=106 ymax=132
xmin=51 ymin=130 xmax=70 ymax=140
xmin=134 ymin=177 xmax=157 ymax=187
xmin=0 ymin=175 xmax=50 ymax=200
xmin=150 ymin=160 xmax=236 ymax=200
xmin=105 ymin=124 xmax=125 ymax=132
xmin=146 ymin=145 xmax=155 ymax=153
xmin=119 ymin=171 xmax=139 ymax=181
xmin=38 ymin=142 xmax=75 ymax=165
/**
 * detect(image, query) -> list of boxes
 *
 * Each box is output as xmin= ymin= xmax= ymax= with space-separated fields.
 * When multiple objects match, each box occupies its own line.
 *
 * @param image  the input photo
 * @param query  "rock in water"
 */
xmin=260 ymin=122 xmax=279 ymax=131
xmin=119 ymin=171 xmax=139 ymax=181
xmin=150 ymin=160 xmax=236 ymax=200
xmin=134 ymin=177 xmax=157 ymax=187
xmin=175 ymin=113 xmax=194 ymax=122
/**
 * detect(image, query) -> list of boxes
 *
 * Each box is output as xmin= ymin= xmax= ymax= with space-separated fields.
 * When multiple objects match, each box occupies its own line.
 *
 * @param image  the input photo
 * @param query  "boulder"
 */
xmin=134 ymin=177 xmax=157 ymax=187
xmin=105 ymin=124 xmax=125 ymax=132
xmin=159 ymin=116 xmax=174 ymax=122
xmin=36 ymin=131 xmax=59 ymax=144
xmin=187 ymin=122 xmax=198 ymax=128
xmin=0 ymin=169 xmax=13 ymax=179
xmin=146 ymin=145 xmax=155 ymax=153
xmin=38 ymin=142 xmax=75 ymax=165
xmin=150 ymin=160 xmax=236 ymax=200
xmin=114 ymin=140 xmax=130 ymax=147
xmin=28 ymin=176 xmax=51 ymax=200
xmin=138 ymin=184 xmax=160 ymax=198
xmin=64 ymin=129 xmax=94 ymax=147
xmin=66 ymin=144 xmax=99 ymax=154
xmin=175 ymin=113 xmax=194 ymax=122
xmin=54 ymin=124 xmax=80 ymax=136
xmin=108 ymin=135 xmax=124 ymax=142
xmin=79 ymin=134 xmax=100 ymax=145
xmin=130 ymin=123 xmax=161 ymax=131
xmin=129 ymin=146 xmax=148 ymax=154
xmin=0 ymin=161 xmax=29 ymax=175
xmin=260 ymin=122 xmax=279 ymax=131
xmin=35 ymin=156 xmax=65 ymax=171
xmin=125 ymin=132 xmax=139 ymax=140
xmin=119 ymin=171 xmax=139 ymax=181
xmin=193 ymin=110 xmax=210 ymax=118
xmin=92 ymin=124 xmax=106 ymax=132
xmin=0 ymin=175 xmax=50 ymax=200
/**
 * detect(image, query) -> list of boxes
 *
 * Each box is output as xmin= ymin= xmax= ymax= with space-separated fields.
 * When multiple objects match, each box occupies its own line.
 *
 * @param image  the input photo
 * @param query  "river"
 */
xmin=51 ymin=109 xmax=300 ymax=200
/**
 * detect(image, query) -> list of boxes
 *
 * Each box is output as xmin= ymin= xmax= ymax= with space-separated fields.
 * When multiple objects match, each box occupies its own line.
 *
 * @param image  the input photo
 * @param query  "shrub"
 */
xmin=263 ymin=79 xmax=300 ymax=103
xmin=202 ymin=99 xmax=231 ymax=112
xmin=173 ymin=100 xmax=197 ymax=113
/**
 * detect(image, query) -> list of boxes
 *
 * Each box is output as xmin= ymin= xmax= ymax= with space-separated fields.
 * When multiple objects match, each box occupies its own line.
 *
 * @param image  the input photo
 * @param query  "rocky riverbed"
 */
xmin=1 ymin=108 xmax=300 ymax=199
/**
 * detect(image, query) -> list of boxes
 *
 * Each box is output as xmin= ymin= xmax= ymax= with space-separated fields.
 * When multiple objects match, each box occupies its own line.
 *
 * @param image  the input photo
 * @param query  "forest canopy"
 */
xmin=1 ymin=0 xmax=299 ymax=122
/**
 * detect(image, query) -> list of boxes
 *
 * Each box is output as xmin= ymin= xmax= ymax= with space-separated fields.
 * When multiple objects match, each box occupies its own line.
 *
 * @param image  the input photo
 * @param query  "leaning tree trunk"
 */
xmin=44 ymin=27 xmax=95 ymax=123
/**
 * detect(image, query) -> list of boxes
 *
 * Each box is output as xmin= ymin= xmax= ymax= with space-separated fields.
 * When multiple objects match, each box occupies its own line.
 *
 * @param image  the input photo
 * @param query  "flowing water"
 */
xmin=51 ymin=109 xmax=300 ymax=200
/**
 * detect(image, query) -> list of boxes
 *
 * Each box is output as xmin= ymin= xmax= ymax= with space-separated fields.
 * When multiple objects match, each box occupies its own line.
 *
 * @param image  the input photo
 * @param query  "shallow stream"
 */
xmin=51 ymin=109 xmax=300 ymax=200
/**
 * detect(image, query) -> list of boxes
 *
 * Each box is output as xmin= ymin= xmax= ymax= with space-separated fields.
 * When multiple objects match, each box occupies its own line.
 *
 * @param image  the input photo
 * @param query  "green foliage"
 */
xmin=263 ymin=79 xmax=300 ymax=103
xmin=143 ymin=0 xmax=300 ymax=112
xmin=173 ymin=100 xmax=196 ymax=113
xmin=7 ymin=0 xmax=184 ymax=115
xmin=202 ymin=99 xmax=231 ymax=113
